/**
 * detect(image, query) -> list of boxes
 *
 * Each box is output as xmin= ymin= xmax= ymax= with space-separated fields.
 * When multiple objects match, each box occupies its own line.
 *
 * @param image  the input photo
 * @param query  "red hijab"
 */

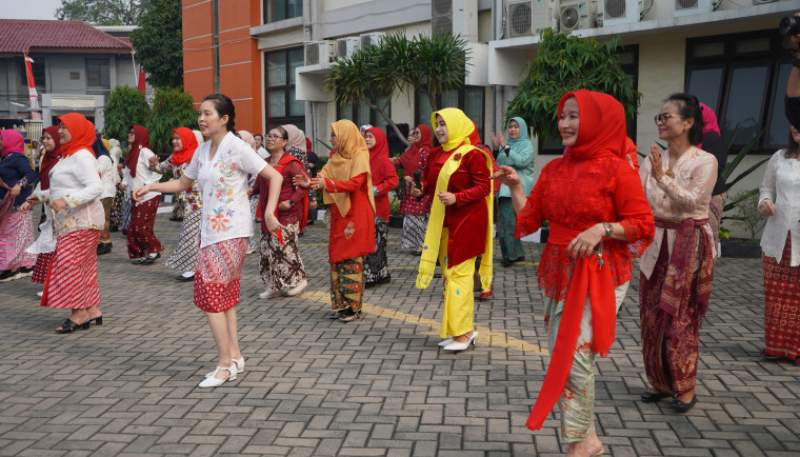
xmin=39 ymin=126 xmax=62 ymax=190
xmin=558 ymin=89 xmax=627 ymax=162
xmin=700 ymin=102 xmax=721 ymax=139
xmin=58 ymin=113 xmax=96 ymax=157
xmin=127 ymin=124 xmax=149 ymax=177
xmin=170 ymin=127 xmax=199 ymax=166
xmin=397 ymin=124 xmax=432 ymax=174
xmin=366 ymin=127 xmax=393 ymax=185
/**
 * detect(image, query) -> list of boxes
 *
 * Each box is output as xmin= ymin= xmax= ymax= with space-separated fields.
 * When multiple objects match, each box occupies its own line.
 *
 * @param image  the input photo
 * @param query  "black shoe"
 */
xmin=89 ymin=316 xmax=103 ymax=326
xmin=0 ymin=269 xmax=19 ymax=282
xmin=502 ymin=259 xmax=513 ymax=268
xmin=671 ymin=395 xmax=697 ymax=413
xmin=55 ymin=318 xmax=90 ymax=334
xmin=338 ymin=308 xmax=362 ymax=322
xmin=640 ymin=391 xmax=670 ymax=403
xmin=142 ymin=252 xmax=161 ymax=264
xmin=97 ymin=243 xmax=112 ymax=255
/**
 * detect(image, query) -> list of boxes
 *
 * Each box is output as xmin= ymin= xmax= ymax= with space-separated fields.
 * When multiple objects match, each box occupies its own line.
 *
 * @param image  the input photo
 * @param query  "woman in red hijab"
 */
xmin=392 ymin=124 xmax=433 ymax=254
xmin=363 ymin=127 xmax=398 ymax=287
xmin=125 ymin=124 xmax=163 ymax=264
xmin=496 ymin=90 xmax=654 ymax=456
xmin=40 ymin=113 xmax=105 ymax=333
xmin=161 ymin=127 xmax=203 ymax=281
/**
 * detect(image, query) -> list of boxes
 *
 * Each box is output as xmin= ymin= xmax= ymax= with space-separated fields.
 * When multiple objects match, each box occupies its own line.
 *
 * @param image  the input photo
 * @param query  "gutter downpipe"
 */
xmin=212 ymin=0 xmax=220 ymax=93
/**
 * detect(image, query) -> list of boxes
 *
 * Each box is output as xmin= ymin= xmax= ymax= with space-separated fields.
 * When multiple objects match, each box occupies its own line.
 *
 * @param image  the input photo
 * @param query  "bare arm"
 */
xmin=133 ymin=175 xmax=193 ymax=201
xmin=258 ymin=163 xmax=284 ymax=226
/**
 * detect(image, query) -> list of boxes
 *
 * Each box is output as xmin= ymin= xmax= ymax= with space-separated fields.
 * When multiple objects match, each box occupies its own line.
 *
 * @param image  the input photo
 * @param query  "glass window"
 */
xmin=766 ymin=63 xmax=792 ymax=148
xmin=416 ymin=92 xmax=433 ymax=127
xmin=441 ymin=90 xmax=459 ymax=109
xmin=692 ymin=42 xmax=724 ymax=58
xmin=86 ymin=58 xmax=110 ymax=89
xmin=686 ymin=67 xmax=725 ymax=114
xmin=721 ymin=65 xmax=769 ymax=144
xmin=264 ymin=47 xmax=304 ymax=126
xmin=736 ymin=37 xmax=770 ymax=54
xmin=268 ymin=89 xmax=286 ymax=117
xmin=414 ymin=86 xmax=484 ymax=139
xmin=267 ymin=53 xmax=287 ymax=87
xmin=264 ymin=0 xmax=303 ymax=23
xmin=288 ymin=48 xmax=303 ymax=84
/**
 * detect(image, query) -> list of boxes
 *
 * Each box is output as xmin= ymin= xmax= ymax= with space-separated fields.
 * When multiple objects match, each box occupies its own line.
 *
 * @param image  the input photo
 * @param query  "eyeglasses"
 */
xmin=266 ymin=134 xmax=283 ymax=139
xmin=654 ymin=113 xmax=676 ymax=125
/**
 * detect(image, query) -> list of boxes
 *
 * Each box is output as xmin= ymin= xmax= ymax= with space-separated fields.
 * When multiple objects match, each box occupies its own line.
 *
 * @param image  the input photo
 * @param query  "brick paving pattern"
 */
xmin=1 ymin=213 xmax=798 ymax=456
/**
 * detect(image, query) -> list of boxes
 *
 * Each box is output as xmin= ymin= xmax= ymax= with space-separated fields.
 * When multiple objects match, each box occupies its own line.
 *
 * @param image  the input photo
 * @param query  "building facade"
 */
xmin=182 ymin=0 xmax=798 ymax=200
xmin=0 ymin=19 xmax=140 ymax=131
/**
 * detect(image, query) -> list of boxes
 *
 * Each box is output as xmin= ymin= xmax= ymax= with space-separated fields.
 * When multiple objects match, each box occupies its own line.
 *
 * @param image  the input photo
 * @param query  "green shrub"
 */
xmin=104 ymin=86 xmax=150 ymax=149
xmin=146 ymin=88 xmax=198 ymax=156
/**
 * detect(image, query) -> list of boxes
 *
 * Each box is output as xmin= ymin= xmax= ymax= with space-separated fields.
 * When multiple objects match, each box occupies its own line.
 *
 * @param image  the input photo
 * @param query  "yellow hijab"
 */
xmin=319 ymin=119 xmax=375 ymax=215
xmin=416 ymin=108 xmax=494 ymax=291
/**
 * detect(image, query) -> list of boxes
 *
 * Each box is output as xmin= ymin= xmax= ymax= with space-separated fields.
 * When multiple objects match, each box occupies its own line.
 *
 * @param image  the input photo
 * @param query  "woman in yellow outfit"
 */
xmin=415 ymin=108 xmax=493 ymax=351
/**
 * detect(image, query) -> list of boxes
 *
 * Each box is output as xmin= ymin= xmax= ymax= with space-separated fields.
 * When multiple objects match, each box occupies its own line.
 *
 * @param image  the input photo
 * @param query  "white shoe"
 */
xmin=442 ymin=332 xmax=478 ymax=352
xmin=258 ymin=288 xmax=281 ymax=299
xmin=181 ymin=271 xmax=195 ymax=279
xmin=198 ymin=365 xmax=237 ymax=388
xmin=233 ymin=356 xmax=245 ymax=374
xmin=14 ymin=269 xmax=33 ymax=280
xmin=438 ymin=338 xmax=454 ymax=347
xmin=285 ymin=279 xmax=307 ymax=297
xmin=36 ymin=290 xmax=43 ymax=298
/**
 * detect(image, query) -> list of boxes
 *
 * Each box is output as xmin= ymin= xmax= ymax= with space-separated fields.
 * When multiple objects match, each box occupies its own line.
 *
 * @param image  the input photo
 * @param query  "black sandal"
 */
xmin=338 ymin=308 xmax=363 ymax=322
xmin=327 ymin=310 xmax=343 ymax=320
xmin=671 ymin=395 xmax=698 ymax=413
xmin=640 ymin=391 xmax=671 ymax=403
xmin=55 ymin=318 xmax=90 ymax=334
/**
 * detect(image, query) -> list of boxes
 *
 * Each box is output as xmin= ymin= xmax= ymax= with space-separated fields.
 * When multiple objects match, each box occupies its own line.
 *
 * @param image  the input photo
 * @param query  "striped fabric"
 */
xmin=41 ymin=229 xmax=101 ymax=310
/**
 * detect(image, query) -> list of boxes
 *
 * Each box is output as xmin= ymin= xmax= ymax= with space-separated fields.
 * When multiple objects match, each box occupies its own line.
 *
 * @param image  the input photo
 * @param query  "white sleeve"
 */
xmin=64 ymin=151 xmax=103 ymax=208
xmin=183 ymin=148 xmax=202 ymax=180
xmin=237 ymin=143 xmax=267 ymax=177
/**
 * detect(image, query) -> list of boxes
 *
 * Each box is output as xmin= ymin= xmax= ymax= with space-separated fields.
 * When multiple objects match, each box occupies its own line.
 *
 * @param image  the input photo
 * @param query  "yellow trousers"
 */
xmin=438 ymin=229 xmax=476 ymax=338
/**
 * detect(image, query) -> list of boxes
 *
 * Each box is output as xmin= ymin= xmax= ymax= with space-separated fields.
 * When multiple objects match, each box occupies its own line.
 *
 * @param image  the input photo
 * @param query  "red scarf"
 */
xmin=171 ymin=127 xmax=198 ymax=166
xmin=39 ymin=126 xmax=62 ymax=190
xmin=127 ymin=124 xmax=149 ymax=177
xmin=397 ymin=124 xmax=432 ymax=174
xmin=527 ymin=89 xmax=629 ymax=431
xmin=257 ymin=152 xmax=309 ymax=237
xmin=367 ymin=127 xmax=393 ymax=186
xmin=58 ymin=113 xmax=96 ymax=158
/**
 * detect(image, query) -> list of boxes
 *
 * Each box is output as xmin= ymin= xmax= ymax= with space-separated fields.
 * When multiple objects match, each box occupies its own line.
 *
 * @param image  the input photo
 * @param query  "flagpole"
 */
xmin=23 ymin=50 xmax=42 ymax=121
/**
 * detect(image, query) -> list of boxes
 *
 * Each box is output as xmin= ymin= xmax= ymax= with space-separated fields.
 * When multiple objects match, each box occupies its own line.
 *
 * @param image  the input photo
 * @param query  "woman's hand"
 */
xmin=438 ymin=191 xmax=456 ymax=206
xmin=19 ymin=198 xmax=36 ymax=211
xmin=132 ymin=185 xmax=151 ymax=202
xmin=491 ymin=132 xmax=505 ymax=149
xmin=309 ymin=177 xmax=326 ymax=190
xmin=293 ymin=174 xmax=311 ymax=188
xmin=264 ymin=213 xmax=280 ymax=232
xmin=758 ymin=199 xmax=777 ymax=217
xmin=49 ymin=198 xmax=67 ymax=212
xmin=567 ymin=224 xmax=604 ymax=258
xmin=148 ymin=155 xmax=160 ymax=169
xmin=493 ymin=165 xmax=520 ymax=187
xmin=649 ymin=145 xmax=664 ymax=181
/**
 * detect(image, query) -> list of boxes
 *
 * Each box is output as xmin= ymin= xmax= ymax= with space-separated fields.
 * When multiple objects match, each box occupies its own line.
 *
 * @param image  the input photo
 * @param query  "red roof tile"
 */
xmin=0 ymin=19 xmax=132 ymax=54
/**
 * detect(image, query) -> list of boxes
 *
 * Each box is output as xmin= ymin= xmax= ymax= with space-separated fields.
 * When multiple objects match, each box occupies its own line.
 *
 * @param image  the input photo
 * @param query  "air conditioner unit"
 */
xmin=752 ymin=0 xmax=779 ymax=4
xmin=506 ymin=0 xmax=555 ymax=38
xmin=432 ymin=0 xmax=453 ymax=35
xmin=303 ymin=41 xmax=334 ymax=66
xmin=335 ymin=37 xmax=361 ymax=59
xmin=674 ymin=0 xmax=712 ymax=17
xmin=360 ymin=32 xmax=385 ymax=49
xmin=602 ymin=0 xmax=640 ymax=27
xmin=558 ymin=0 xmax=597 ymax=32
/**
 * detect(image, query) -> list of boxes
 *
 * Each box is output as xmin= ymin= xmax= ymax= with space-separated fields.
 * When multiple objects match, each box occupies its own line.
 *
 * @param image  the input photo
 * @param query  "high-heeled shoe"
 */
xmin=442 ymin=331 xmax=478 ymax=352
xmin=438 ymin=338 xmax=454 ymax=347
xmin=233 ymin=357 xmax=245 ymax=373
xmin=55 ymin=318 xmax=90 ymax=334
xmin=198 ymin=365 xmax=237 ymax=388
xmin=88 ymin=316 xmax=103 ymax=326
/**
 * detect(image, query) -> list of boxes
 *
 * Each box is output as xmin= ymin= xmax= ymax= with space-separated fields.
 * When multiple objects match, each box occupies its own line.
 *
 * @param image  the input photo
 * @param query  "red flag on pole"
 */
xmin=137 ymin=66 xmax=146 ymax=93
xmin=23 ymin=52 xmax=42 ymax=121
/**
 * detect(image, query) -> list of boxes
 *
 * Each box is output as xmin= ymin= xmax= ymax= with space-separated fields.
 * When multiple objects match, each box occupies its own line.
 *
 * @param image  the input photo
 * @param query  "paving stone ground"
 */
xmin=1 ymin=211 xmax=799 ymax=457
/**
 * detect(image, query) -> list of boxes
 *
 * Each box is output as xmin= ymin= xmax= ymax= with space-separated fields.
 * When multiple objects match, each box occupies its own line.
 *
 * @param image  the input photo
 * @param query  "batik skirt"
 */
xmin=165 ymin=210 xmax=201 ymax=273
xmin=363 ymin=218 xmax=390 ymax=285
xmin=194 ymin=237 xmax=248 ymax=313
xmin=110 ymin=187 xmax=124 ymax=232
xmin=400 ymin=214 xmax=427 ymax=253
xmin=330 ymin=257 xmax=364 ymax=313
xmin=259 ymin=223 xmax=306 ymax=293
xmin=41 ymin=229 xmax=101 ymax=310
xmin=0 ymin=208 xmax=36 ymax=271
xmin=127 ymin=196 xmax=162 ymax=258
xmin=763 ymin=234 xmax=800 ymax=360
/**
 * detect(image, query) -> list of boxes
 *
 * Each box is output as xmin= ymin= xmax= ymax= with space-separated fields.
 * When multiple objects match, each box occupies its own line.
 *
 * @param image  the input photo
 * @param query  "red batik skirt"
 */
xmin=41 ymin=229 xmax=101 ymax=310
xmin=194 ymin=237 xmax=248 ymax=313
xmin=763 ymin=235 xmax=800 ymax=360
xmin=32 ymin=252 xmax=55 ymax=284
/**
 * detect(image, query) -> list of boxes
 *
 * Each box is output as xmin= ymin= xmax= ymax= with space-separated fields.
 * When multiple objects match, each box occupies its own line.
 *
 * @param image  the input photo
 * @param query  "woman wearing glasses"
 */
xmin=639 ymin=93 xmax=718 ymax=413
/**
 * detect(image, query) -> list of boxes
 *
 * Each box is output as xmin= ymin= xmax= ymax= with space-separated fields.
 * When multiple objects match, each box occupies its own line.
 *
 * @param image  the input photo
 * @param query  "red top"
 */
xmin=255 ymin=152 xmax=307 ymax=230
xmin=424 ymin=146 xmax=491 ymax=267
xmin=366 ymin=127 xmax=399 ymax=222
xmin=324 ymin=173 xmax=376 ymax=264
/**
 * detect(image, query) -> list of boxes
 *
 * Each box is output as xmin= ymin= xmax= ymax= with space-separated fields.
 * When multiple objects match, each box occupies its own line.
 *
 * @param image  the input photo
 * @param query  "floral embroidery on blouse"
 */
xmin=207 ymin=156 xmax=239 ymax=232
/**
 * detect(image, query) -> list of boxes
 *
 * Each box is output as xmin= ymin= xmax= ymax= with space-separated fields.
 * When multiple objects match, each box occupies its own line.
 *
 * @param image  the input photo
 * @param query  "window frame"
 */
xmin=336 ymin=95 xmax=392 ymax=130
xmin=264 ymin=47 xmax=305 ymax=130
xmin=684 ymin=29 xmax=788 ymax=153
xmin=85 ymin=57 xmax=111 ymax=90
xmin=414 ymin=86 xmax=486 ymax=140
xmin=262 ymin=0 xmax=303 ymax=23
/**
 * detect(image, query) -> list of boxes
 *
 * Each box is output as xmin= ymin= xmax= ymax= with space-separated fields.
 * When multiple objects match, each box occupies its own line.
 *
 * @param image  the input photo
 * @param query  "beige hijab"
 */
xmin=318 ymin=119 xmax=375 ymax=215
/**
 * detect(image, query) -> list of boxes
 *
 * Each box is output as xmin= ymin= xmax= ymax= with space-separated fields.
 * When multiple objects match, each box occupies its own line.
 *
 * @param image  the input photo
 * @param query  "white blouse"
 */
xmin=184 ymin=131 xmax=267 ymax=248
xmin=759 ymin=150 xmax=800 ymax=266
xmin=126 ymin=147 xmax=162 ymax=203
xmin=48 ymin=148 xmax=104 ymax=236
xmin=97 ymin=154 xmax=120 ymax=199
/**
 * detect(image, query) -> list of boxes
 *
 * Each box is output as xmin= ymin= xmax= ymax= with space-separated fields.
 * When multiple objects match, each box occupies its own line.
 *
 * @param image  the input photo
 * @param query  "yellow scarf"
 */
xmin=416 ymin=108 xmax=493 ymax=291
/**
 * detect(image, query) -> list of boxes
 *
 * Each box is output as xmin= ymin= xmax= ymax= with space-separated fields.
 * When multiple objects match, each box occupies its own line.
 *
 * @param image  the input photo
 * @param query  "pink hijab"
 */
xmin=700 ymin=102 xmax=721 ymax=136
xmin=0 ymin=130 xmax=25 ymax=157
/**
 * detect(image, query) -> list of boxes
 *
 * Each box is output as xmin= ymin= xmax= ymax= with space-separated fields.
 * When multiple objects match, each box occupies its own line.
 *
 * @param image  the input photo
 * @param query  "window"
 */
xmin=415 ymin=86 xmax=486 ymax=140
xmin=20 ymin=57 xmax=46 ymax=89
xmin=685 ymin=30 xmax=788 ymax=151
xmin=264 ymin=47 xmax=304 ymax=130
xmin=263 ymin=0 xmax=302 ymax=23
xmin=86 ymin=58 xmax=110 ymax=89
xmin=337 ymin=95 xmax=391 ymax=130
